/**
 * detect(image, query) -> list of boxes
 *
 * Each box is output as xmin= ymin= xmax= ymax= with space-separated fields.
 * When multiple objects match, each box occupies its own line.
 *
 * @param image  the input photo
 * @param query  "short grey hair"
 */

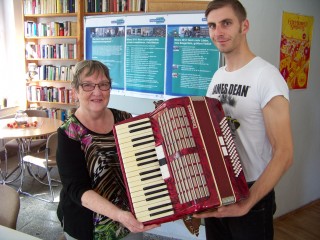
xmin=71 ymin=60 xmax=112 ymax=91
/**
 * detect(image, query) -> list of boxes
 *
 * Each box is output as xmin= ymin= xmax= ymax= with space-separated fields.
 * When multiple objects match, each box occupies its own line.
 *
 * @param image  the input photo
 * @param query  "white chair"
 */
xmin=20 ymin=132 xmax=60 ymax=202
xmin=0 ymin=184 xmax=20 ymax=229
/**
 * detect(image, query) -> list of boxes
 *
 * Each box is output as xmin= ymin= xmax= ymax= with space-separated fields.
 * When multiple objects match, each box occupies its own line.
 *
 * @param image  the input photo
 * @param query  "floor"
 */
xmin=2 ymin=153 xmax=320 ymax=240
xmin=1 ymin=154 xmax=176 ymax=240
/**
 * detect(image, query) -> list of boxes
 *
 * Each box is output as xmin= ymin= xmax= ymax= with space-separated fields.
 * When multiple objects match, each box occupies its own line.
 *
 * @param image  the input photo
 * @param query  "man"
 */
xmin=193 ymin=0 xmax=294 ymax=239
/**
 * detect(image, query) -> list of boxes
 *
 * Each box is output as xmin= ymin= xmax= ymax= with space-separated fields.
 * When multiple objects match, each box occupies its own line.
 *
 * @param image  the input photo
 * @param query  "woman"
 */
xmin=56 ymin=60 xmax=158 ymax=239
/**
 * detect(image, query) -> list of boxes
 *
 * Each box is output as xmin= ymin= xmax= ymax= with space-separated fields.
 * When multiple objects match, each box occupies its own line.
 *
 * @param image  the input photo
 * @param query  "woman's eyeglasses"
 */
xmin=80 ymin=82 xmax=111 ymax=92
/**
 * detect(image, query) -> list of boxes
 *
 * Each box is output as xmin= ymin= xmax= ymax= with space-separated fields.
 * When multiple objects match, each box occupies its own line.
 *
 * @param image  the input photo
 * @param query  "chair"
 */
xmin=3 ymin=110 xmax=48 ymax=183
xmin=0 ymin=184 xmax=20 ymax=229
xmin=20 ymin=132 xmax=59 ymax=202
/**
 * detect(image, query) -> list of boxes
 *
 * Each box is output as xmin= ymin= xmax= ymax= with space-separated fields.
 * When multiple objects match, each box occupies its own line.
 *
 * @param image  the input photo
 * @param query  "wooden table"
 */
xmin=0 ymin=117 xmax=63 ymax=185
xmin=0 ymin=117 xmax=62 ymax=140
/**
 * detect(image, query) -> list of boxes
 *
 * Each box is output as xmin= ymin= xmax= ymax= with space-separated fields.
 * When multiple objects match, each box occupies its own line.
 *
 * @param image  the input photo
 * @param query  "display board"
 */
xmin=85 ymin=12 xmax=220 ymax=100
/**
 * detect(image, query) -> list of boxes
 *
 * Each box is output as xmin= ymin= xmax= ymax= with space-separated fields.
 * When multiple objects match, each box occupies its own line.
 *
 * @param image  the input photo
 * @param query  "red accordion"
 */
xmin=113 ymin=96 xmax=249 ymax=226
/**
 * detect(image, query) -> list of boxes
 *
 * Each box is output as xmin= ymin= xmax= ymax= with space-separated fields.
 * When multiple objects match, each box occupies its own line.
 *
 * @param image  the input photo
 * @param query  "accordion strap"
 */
xmin=182 ymin=215 xmax=201 ymax=236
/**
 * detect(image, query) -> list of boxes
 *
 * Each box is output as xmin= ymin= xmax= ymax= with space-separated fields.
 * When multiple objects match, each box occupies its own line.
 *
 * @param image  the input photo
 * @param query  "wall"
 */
xmin=109 ymin=0 xmax=320 ymax=222
xmin=243 ymin=0 xmax=320 ymax=218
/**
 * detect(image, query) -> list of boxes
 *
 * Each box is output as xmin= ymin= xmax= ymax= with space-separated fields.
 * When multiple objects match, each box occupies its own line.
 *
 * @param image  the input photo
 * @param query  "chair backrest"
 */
xmin=25 ymin=109 xmax=48 ymax=118
xmin=0 ymin=185 xmax=20 ymax=229
xmin=46 ymin=132 xmax=58 ymax=159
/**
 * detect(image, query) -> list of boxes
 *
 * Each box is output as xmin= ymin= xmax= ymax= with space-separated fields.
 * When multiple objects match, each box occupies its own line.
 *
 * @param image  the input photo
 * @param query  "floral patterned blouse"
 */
xmin=56 ymin=108 xmax=132 ymax=240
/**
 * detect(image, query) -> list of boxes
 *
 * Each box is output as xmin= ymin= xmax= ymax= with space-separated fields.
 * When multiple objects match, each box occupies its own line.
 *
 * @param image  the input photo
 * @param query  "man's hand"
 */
xmin=193 ymin=199 xmax=250 ymax=218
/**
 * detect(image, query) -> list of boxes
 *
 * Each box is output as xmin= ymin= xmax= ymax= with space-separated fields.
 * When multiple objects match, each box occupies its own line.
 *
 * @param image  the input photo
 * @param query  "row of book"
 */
xmin=25 ymin=21 xmax=77 ymax=37
xmin=28 ymin=63 xmax=75 ymax=81
xmin=26 ymin=43 xmax=77 ymax=59
xmin=85 ymin=0 xmax=145 ymax=13
xmin=27 ymin=86 xmax=76 ymax=104
xmin=24 ymin=0 xmax=77 ymax=15
xmin=28 ymin=107 xmax=76 ymax=121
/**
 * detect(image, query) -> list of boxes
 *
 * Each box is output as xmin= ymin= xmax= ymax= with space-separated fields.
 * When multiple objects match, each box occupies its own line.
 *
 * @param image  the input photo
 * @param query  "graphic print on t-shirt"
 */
xmin=209 ymin=83 xmax=251 ymax=134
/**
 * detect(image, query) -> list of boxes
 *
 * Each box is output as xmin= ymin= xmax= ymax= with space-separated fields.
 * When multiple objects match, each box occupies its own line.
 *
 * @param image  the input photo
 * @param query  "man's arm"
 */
xmin=194 ymin=95 xmax=293 ymax=218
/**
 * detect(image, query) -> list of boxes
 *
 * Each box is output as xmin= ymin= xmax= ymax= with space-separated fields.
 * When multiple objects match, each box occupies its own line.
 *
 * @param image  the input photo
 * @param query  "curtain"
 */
xmin=0 ymin=0 xmax=25 ymax=109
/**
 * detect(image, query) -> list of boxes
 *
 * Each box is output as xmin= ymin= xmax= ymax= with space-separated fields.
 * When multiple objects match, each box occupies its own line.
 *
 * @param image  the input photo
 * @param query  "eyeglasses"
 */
xmin=80 ymin=82 xmax=111 ymax=92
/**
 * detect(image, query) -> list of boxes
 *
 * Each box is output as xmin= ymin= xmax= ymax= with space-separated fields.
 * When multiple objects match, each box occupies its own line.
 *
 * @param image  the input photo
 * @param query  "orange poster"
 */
xmin=279 ymin=12 xmax=314 ymax=89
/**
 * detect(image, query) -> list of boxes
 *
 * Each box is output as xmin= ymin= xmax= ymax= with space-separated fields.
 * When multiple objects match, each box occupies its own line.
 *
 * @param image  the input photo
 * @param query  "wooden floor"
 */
xmin=274 ymin=199 xmax=320 ymax=240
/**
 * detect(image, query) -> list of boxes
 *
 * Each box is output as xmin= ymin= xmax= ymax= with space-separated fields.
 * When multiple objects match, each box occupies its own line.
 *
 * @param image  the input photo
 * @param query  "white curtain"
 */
xmin=0 ymin=0 xmax=25 ymax=109
xmin=0 ymin=0 xmax=7 ymax=107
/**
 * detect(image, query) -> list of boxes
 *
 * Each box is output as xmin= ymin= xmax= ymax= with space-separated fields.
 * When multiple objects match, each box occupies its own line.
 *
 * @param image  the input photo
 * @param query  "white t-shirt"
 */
xmin=206 ymin=57 xmax=289 ymax=182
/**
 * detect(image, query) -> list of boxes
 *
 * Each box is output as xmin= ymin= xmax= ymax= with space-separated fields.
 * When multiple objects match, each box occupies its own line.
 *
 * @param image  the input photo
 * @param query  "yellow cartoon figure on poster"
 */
xmin=279 ymin=12 xmax=313 ymax=89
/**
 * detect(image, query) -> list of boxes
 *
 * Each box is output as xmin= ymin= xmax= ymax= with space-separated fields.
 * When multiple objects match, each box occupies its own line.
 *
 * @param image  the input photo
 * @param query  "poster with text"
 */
xmin=85 ymin=13 xmax=220 ymax=99
xmin=279 ymin=12 xmax=314 ymax=89
xmin=166 ymin=25 xmax=219 ymax=97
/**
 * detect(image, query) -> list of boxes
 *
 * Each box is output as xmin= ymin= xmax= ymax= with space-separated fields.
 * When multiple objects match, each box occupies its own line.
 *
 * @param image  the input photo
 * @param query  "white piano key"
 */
xmin=117 ymin=130 xmax=154 ymax=144
xmin=123 ymin=157 xmax=158 ymax=169
xmin=127 ymin=173 xmax=164 ymax=188
xmin=130 ymin=184 xmax=168 ymax=198
xmin=136 ymin=209 xmax=174 ymax=222
xmin=120 ymin=142 xmax=157 ymax=158
xmin=129 ymin=178 xmax=166 ymax=193
xmin=125 ymin=164 xmax=160 ymax=178
xmin=135 ymin=204 xmax=174 ymax=218
xmin=115 ymin=118 xmax=151 ymax=131
xmin=117 ymin=136 xmax=155 ymax=149
xmin=133 ymin=198 xmax=172 ymax=214
xmin=132 ymin=189 xmax=170 ymax=203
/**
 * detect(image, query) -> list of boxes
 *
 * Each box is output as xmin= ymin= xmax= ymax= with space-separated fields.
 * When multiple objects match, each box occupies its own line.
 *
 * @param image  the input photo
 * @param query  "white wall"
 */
xmin=111 ymin=0 xmax=320 ymax=221
xmin=241 ymin=0 xmax=320 ymax=217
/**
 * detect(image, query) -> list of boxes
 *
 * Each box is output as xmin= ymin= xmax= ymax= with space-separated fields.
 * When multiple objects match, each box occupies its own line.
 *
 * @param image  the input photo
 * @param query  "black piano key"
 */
xmin=145 ymin=187 xmax=168 ymax=196
xmin=141 ymin=173 xmax=162 ymax=181
xmin=148 ymin=202 xmax=173 ymax=211
xmin=129 ymin=126 xmax=151 ymax=133
xmin=137 ymin=159 xmax=158 ymax=166
xmin=135 ymin=149 xmax=155 ymax=156
xmin=150 ymin=208 xmax=174 ymax=217
xmin=128 ymin=120 xmax=150 ymax=128
xmin=140 ymin=168 xmax=161 ymax=176
xmin=132 ymin=134 xmax=154 ymax=142
xmin=136 ymin=153 xmax=157 ymax=161
xmin=143 ymin=182 xmax=166 ymax=191
xmin=133 ymin=139 xmax=155 ymax=147
xmin=146 ymin=193 xmax=169 ymax=201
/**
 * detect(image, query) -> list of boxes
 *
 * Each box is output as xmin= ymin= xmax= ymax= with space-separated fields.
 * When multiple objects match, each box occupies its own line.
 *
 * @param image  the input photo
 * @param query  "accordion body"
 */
xmin=113 ymin=96 xmax=249 ymax=225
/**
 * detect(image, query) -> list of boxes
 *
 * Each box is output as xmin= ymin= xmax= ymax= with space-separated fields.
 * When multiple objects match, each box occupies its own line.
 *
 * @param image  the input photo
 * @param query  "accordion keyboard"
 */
xmin=115 ymin=118 xmax=174 ymax=222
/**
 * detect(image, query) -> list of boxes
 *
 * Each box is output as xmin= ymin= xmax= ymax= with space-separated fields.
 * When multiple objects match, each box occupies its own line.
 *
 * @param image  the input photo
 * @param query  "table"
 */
xmin=0 ymin=225 xmax=42 ymax=240
xmin=0 ymin=117 xmax=63 ymax=185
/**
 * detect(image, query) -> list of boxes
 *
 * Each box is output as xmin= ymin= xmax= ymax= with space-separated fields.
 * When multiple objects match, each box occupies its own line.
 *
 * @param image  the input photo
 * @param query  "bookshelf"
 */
xmin=22 ymin=0 xmax=85 ymax=120
xmin=22 ymin=0 xmax=147 ymax=120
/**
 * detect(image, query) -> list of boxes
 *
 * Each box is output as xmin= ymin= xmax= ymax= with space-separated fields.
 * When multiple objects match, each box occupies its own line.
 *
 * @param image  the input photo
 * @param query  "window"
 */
xmin=0 ymin=1 xmax=25 ymax=109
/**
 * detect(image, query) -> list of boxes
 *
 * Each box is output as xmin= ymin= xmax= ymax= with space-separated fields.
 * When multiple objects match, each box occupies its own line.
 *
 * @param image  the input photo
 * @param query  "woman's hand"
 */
xmin=117 ymin=210 xmax=160 ymax=233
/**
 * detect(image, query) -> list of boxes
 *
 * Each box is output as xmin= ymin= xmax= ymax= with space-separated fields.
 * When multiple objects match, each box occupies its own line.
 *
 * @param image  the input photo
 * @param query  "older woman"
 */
xmin=56 ymin=60 xmax=158 ymax=240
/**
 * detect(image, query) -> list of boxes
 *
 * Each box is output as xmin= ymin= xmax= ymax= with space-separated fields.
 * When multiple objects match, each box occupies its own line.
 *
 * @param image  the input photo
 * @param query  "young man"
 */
xmin=193 ymin=0 xmax=294 ymax=239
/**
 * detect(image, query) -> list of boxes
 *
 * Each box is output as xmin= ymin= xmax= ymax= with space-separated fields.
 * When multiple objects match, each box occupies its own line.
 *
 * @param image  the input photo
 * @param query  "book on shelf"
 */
xmin=24 ymin=0 xmax=77 ymax=15
xmin=27 ymin=85 xmax=75 ymax=104
xmin=26 ymin=43 xmax=76 ymax=60
xmin=24 ymin=21 xmax=77 ymax=37
xmin=37 ymin=64 xmax=74 ymax=81
xmin=84 ymin=0 xmax=144 ymax=13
